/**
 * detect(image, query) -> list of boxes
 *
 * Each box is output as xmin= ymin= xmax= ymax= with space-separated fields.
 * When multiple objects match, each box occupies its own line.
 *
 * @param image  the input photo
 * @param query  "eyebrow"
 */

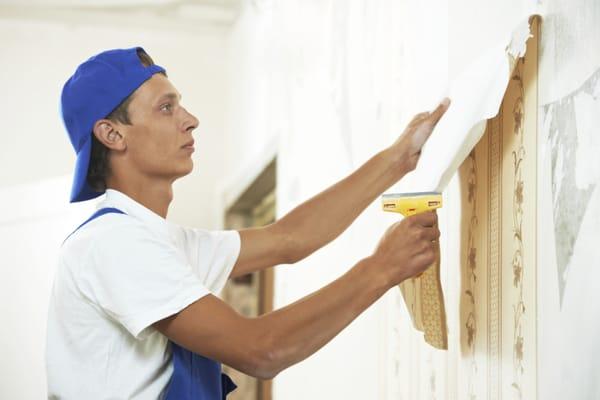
xmin=155 ymin=92 xmax=182 ymax=105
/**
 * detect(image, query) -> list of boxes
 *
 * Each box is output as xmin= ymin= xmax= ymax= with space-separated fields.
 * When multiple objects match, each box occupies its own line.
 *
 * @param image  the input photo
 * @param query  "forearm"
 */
xmin=276 ymin=148 xmax=406 ymax=263
xmin=154 ymin=210 xmax=438 ymax=380
xmin=252 ymin=256 xmax=390 ymax=376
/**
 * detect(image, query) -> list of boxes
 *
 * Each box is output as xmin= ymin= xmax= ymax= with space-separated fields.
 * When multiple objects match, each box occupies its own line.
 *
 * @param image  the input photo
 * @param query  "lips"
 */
xmin=181 ymin=139 xmax=195 ymax=149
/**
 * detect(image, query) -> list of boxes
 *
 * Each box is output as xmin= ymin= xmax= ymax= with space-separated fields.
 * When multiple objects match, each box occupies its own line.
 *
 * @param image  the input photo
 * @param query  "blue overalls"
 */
xmin=63 ymin=207 xmax=237 ymax=399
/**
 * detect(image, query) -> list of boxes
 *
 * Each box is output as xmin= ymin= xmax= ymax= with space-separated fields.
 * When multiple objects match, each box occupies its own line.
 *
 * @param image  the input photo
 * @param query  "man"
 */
xmin=46 ymin=47 xmax=448 ymax=399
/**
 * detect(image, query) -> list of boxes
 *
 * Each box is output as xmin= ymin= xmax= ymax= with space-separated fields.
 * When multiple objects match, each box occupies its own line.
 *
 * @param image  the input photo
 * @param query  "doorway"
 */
xmin=222 ymin=158 xmax=276 ymax=400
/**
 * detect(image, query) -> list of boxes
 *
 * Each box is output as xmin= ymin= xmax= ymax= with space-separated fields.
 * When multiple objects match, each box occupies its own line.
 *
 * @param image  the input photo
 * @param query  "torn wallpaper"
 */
xmin=400 ymin=17 xmax=534 ymax=194
xmin=396 ymin=17 xmax=536 ymax=350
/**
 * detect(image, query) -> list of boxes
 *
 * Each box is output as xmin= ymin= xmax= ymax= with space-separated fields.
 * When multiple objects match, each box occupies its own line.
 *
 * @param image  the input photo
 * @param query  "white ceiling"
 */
xmin=0 ymin=0 xmax=240 ymax=8
xmin=0 ymin=0 xmax=243 ymax=30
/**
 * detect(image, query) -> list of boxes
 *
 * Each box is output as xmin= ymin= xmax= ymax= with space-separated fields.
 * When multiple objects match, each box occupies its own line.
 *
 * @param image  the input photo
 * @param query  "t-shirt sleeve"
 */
xmin=78 ymin=222 xmax=211 ymax=340
xmin=175 ymin=227 xmax=241 ymax=294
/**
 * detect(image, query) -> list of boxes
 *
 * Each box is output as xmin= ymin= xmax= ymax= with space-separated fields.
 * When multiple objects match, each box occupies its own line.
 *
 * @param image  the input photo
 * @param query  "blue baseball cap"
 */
xmin=61 ymin=46 xmax=166 ymax=203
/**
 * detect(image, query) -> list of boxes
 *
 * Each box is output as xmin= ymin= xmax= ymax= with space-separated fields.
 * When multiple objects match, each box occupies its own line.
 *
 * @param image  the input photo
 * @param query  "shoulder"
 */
xmin=62 ymin=213 xmax=172 ymax=261
xmin=71 ymin=214 xmax=191 ymax=288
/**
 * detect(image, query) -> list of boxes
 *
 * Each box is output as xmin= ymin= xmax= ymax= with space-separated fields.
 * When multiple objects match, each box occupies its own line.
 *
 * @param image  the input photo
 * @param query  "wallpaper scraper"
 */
xmin=381 ymin=192 xmax=448 ymax=350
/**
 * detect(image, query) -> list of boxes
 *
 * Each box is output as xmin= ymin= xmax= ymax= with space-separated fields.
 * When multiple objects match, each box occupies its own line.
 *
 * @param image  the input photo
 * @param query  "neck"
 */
xmin=106 ymin=175 xmax=174 ymax=219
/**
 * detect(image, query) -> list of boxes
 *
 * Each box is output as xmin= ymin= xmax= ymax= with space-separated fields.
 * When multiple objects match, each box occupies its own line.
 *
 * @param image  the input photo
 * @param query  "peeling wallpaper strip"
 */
xmin=399 ymin=17 xmax=535 ymax=194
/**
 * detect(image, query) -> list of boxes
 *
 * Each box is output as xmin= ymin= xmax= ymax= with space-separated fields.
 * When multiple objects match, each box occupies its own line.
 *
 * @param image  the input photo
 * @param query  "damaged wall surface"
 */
xmin=537 ymin=0 xmax=600 ymax=399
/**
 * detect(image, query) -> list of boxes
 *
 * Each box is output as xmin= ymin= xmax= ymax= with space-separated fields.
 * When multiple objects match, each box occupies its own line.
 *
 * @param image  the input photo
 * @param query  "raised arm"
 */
xmin=154 ymin=211 xmax=440 ymax=379
xmin=230 ymin=98 xmax=449 ymax=278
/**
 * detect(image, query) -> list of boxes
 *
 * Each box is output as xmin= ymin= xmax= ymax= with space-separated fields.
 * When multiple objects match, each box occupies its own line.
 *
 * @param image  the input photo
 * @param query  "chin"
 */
xmin=181 ymin=160 xmax=194 ymax=176
xmin=170 ymin=158 xmax=194 ymax=179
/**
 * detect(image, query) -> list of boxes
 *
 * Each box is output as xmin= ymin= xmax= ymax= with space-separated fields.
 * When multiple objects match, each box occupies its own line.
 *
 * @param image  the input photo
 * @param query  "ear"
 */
xmin=92 ymin=119 xmax=126 ymax=151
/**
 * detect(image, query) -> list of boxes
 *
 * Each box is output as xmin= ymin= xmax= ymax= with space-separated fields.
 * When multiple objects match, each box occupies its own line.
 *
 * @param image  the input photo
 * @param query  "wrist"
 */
xmin=380 ymin=146 xmax=409 ymax=183
xmin=357 ymin=255 xmax=393 ymax=294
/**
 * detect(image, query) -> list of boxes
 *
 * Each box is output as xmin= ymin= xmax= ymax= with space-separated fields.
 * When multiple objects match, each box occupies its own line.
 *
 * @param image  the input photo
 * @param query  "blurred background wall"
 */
xmin=1 ymin=0 xmax=598 ymax=399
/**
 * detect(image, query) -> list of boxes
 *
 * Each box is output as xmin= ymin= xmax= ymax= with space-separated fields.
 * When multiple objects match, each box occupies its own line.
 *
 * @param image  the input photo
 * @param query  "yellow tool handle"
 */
xmin=381 ymin=192 xmax=443 ymax=216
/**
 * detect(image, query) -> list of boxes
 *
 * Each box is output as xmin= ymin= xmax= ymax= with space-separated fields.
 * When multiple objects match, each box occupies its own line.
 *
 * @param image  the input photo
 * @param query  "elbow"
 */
xmin=245 ymin=332 xmax=286 ymax=380
xmin=253 ymin=356 xmax=281 ymax=380
xmin=247 ymin=345 xmax=282 ymax=380
xmin=283 ymin=248 xmax=302 ymax=266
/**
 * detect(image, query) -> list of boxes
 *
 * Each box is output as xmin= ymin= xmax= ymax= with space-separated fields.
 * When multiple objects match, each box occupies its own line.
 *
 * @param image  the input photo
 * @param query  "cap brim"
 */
xmin=69 ymin=137 xmax=102 ymax=203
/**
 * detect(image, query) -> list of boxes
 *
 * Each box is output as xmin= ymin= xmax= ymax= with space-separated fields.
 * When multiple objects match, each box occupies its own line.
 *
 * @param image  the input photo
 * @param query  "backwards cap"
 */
xmin=61 ymin=46 xmax=165 ymax=202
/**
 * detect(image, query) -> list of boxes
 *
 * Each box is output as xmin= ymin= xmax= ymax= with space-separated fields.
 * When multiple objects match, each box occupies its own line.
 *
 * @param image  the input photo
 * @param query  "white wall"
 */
xmin=536 ymin=1 xmax=600 ymax=398
xmin=0 ymin=176 xmax=95 ymax=399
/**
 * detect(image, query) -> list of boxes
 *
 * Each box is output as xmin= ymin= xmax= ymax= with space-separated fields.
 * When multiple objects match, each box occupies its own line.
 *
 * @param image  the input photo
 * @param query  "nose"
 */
xmin=181 ymin=106 xmax=199 ymax=133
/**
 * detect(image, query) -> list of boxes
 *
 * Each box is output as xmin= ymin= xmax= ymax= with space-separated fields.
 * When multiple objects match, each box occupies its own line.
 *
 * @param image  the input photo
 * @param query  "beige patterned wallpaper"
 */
xmin=386 ymin=17 xmax=539 ymax=400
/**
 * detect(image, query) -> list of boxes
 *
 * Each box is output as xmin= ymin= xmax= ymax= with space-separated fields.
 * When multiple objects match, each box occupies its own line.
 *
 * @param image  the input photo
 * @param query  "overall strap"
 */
xmin=62 ymin=207 xmax=127 ymax=245
xmin=164 ymin=342 xmax=237 ymax=400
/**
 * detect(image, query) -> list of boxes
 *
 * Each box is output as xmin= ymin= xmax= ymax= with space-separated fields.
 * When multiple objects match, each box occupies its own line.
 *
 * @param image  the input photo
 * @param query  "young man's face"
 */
xmin=118 ymin=73 xmax=199 ymax=182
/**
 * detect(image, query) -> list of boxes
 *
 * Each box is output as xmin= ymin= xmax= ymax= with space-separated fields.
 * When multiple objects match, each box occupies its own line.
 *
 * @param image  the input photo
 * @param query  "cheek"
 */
xmin=126 ymin=129 xmax=160 ymax=162
xmin=129 ymin=128 xmax=180 ymax=168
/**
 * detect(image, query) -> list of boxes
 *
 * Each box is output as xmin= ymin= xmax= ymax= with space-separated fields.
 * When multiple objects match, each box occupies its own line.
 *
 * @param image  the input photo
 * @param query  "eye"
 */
xmin=160 ymin=103 xmax=173 ymax=113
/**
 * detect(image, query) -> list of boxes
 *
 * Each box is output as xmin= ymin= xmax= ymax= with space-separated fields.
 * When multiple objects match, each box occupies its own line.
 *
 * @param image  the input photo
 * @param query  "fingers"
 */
xmin=409 ymin=98 xmax=450 ymax=129
xmin=413 ymin=249 xmax=437 ymax=270
xmin=377 ymin=211 xmax=441 ymax=282
xmin=421 ymin=225 xmax=441 ymax=241
xmin=408 ymin=99 xmax=449 ymax=151
xmin=427 ymin=97 xmax=451 ymax=126
xmin=409 ymin=210 xmax=438 ymax=228
xmin=409 ymin=112 xmax=430 ymax=126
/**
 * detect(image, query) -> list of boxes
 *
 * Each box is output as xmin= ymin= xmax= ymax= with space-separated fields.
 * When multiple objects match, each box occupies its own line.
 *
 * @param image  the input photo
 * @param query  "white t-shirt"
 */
xmin=46 ymin=189 xmax=241 ymax=399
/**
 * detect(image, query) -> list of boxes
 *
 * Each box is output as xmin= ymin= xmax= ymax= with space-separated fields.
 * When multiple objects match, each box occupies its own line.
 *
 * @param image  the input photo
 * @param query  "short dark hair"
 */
xmin=87 ymin=49 xmax=165 ymax=192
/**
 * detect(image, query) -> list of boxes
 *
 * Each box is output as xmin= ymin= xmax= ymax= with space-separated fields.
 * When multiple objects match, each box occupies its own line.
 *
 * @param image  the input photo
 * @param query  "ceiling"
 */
xmin=0 ymin=0 xmax=243 ymax=31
